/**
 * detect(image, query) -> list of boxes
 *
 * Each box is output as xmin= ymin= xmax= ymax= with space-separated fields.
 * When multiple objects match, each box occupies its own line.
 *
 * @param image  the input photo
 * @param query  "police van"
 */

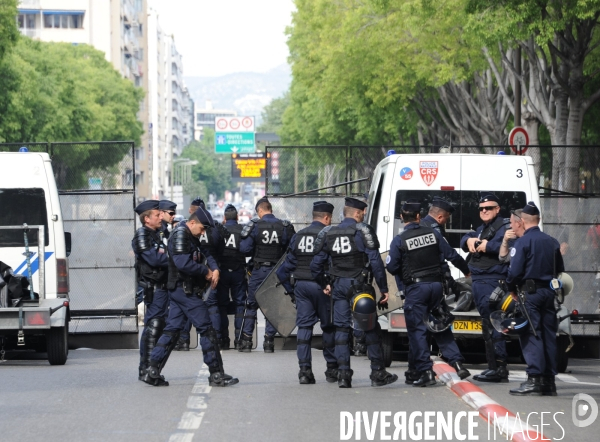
xmin=0 ymin=150 xmax=71 ymax=365
xmin=366 ymin=151 xmax=573 ymax=367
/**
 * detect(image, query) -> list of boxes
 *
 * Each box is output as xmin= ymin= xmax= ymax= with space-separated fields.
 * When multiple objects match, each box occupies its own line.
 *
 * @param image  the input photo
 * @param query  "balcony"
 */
xmin=19 ymin=28 xmax=40 ymax=39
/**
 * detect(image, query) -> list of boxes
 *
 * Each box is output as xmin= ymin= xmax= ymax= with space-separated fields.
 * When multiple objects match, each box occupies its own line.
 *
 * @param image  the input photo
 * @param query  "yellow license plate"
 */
xmin=452 ymin=320 xmax=482 ymax=332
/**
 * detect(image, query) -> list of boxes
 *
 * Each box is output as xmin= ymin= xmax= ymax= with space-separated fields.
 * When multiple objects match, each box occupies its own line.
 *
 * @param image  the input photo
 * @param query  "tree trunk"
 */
xmin=523 ymin=113 xmax=541 ymax=181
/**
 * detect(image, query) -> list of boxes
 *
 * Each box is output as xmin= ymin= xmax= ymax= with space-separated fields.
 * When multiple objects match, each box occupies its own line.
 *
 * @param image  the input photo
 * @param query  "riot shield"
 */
xmin=374 ymin=251 xmax=404 ymax=316
xmin=254 ymin=253 xmax=297 ymax=337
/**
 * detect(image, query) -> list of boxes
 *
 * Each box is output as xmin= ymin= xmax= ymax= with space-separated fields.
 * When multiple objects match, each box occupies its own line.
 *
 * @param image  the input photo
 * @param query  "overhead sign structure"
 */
xmin=232 ymin=153 xmax=266 ymax=180
xmin=509 ymin=127 xmax=529 ymax=155
xmin=215 ymin=116 xmax=256 ymax=154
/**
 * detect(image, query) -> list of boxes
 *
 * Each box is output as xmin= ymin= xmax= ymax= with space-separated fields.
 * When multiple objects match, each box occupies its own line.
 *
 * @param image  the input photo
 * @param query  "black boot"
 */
xmin=325 ymin=363 xmax=339 ymax=383
xmin=338 ymin=369 xmax=353 ymax=388
xmin=141 ymin=365 xmax=169 ymax=387
xmin=541 ymin=375 xmax=557 ymax=396
xmin=220 ymin=337 xmax=230 ymax=350
xmin=413 ymin=369 xmax=437 ymax=387
xmin=174 ymin=337 xmax=190 ymax=351
xmin=353 ymin=339 xmax=367 ymax=356
xmin=451 ymin=361 xmax=471 ymax=380
xmin=208 ymin=368 xmax=239 ymax=387
xmin=404 ymin=369 xmax=421 ymax=385
xmin=263 ymin=335 xmax=274 ymax=353
xmin=473 ymin=365 xmax=509 ymax=383
xmin=238 ymin=334 xmax=252 ymax=353
xmin=299 ymin=367 xmax=316 ymax=385
xmin=234 ymin=329 xmax=241 ymax=350
xmin=510 ymin=375 xmax=543 ymax=396
xmin=370 ymin=369 xmax=399 ymax=387
xmin=138 ymin=366 xmax=146 ymax=381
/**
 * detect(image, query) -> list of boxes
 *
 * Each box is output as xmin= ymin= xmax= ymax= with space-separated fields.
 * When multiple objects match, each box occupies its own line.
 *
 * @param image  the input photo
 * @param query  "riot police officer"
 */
xmin=310 ymin=197 xmax=397 ymax=388
xmin=159 ymin=200 xmax=177 ymax=242
xmin=386 ymin=200 xmax=471 ymax=387
xmin=216 ymin=204 xmax=248 ymax=349
xmin=132 ymin=200 xmax=169 ymax=381
xmin=276 ymin=201 xmax=337 ymax=384
xmin=239 ymin=197 xmax=295 ymax=352
xmin=505 ymin=202 xmax=564 ymax=396
xmin=461 ymin=193 xmax=511 ymax=382
xmin=141 ymin=207 xmax=238 ymax=387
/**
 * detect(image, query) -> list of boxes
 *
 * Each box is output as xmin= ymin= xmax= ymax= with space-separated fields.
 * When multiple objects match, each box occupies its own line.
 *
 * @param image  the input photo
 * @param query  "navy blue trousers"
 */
xmin=242 ymin=266 xmax=277 ymax=337
xmin=404 ymin=282 xmax=463 ymax=372
xmin=472 ymin=278 xmax=508 ymax=362
xmin=139 ymin=288 xmax=169 ymax=363
xmin=295 ymin=280 xmax=335 ymax=368
xmin=331 ymin=278 xmax=384 ymax=371
xmin=520 ymin=288 xmax=558 ymax=376
xmin=209 ymin=268 xmax=247 ymax=340
xmin=149 ymin=286 xmax=218 ymax=370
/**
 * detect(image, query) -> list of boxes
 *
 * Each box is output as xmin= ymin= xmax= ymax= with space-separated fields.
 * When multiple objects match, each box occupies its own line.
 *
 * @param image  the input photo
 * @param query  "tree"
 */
xmin=0 ymin=0 xmax=18 ymax=63
xmin=257 ymin=92 xmax=290 ymax=134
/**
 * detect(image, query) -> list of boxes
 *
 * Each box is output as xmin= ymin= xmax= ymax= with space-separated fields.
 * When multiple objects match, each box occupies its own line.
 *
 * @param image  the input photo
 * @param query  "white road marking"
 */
xmin=557 ymin=373 xmax=600 ymax=386
xmin=168 ymin=364 xmax=212 ymax=442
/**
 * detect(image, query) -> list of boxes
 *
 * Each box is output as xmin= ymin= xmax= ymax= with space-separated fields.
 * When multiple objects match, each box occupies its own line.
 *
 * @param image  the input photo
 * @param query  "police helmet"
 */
xmin=351 ymin=286 xmax=378 ymax=331
xmin=557 ymin=272 xmax=574 ymax=297
xmin=423 ymin=301 xmax=455 ymax=333
xmin=499 ymin=292 xmax=515 ymax=313
xmin=490 ymin=310 xmax=529 ymax=336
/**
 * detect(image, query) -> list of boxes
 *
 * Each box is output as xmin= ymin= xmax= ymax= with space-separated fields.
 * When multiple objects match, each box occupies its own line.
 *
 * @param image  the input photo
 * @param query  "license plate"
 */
xmin=452 ymin=320 xmax=482 ymax=332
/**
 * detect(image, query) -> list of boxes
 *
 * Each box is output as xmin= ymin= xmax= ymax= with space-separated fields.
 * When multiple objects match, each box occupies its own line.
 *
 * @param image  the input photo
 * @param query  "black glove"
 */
xmin=377 ymin=295 xmax=388 ymax=311
xmin=285 ymin=292 xmax=296 ymax=305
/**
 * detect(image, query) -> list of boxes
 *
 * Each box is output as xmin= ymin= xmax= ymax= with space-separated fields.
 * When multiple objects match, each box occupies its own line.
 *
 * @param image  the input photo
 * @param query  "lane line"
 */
xmin=168 ymin=365 xmax=211 ymax=442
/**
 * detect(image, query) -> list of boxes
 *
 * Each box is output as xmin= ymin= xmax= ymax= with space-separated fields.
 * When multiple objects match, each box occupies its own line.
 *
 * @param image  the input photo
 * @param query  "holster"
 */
xmin=139 ymin=280 xmax=155 ymax=304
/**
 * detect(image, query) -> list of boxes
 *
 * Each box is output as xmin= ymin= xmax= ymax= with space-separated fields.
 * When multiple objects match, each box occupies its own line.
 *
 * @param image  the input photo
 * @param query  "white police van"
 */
xmin=0 ymin=150 xmax=71 ymax=365
xmin=366 ymin=151 xmax=574 ymax=368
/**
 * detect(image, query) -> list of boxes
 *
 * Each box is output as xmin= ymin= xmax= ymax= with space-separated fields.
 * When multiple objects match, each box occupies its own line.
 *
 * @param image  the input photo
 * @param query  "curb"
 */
xmin=432 ymin=361 xmax=545 ymax=442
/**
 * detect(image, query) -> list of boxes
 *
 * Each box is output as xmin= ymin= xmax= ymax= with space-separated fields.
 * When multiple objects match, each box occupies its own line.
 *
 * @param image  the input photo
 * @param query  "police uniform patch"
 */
xmin=385 ymin=255 xmax=391 ymax=264
xmin=510 ymin=248 xmax=516 ymax=257
xmin=405 ymin=233 xmax=437 ymax=250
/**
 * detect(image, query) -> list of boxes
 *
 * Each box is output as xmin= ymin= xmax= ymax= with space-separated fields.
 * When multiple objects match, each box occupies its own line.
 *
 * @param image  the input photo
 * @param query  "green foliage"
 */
xmin=180 ymin=129 xmax=233 ymax=198
xmin=0 ymin=38 xmax=143 ymax=144
xmin=0 ymin=0 xmax=18 ymax=62
xmin=257 ymin=92 xmax=290 ymax=134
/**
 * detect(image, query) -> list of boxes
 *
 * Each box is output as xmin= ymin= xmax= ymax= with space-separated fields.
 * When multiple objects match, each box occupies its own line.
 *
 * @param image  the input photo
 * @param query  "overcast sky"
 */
xmin=151 ymin=0 xmax=296 ymax=78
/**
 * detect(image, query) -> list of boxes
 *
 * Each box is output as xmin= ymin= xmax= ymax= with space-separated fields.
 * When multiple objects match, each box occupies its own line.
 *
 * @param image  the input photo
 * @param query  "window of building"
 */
xmin=43 ymin=12 xmax=84 ymax=29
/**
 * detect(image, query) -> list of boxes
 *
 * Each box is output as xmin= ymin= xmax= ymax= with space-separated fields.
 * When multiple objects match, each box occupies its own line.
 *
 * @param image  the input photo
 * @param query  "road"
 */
xmin=1 ymin=331 xmax=599 ymax=442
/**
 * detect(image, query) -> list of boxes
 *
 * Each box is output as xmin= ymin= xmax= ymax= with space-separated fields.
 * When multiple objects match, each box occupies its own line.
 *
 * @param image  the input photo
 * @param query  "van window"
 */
xmin=0 ymin=188 xmax=49 ymax=246
xmin=368 ymin=172 xmax=386 ymax=231
xmin=394 ymin=190 xmax=526 ymax=248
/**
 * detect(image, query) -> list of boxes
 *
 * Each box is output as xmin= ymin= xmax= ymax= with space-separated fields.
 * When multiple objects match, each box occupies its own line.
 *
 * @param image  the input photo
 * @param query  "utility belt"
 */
xmin=519 ymin=279 xmax=551 ymax=294
xmin=254 ymin=261 xmax=276 ymax=269
xmin=405 ymin=274 xmax=443 ymax=287
xmin=138 ymin=280 xmax=167 ymax=304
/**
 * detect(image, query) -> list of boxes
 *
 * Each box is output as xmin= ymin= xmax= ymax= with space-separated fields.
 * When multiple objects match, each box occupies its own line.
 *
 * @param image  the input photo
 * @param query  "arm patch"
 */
xmin=356 ymin=222 xmax=380 ymax=250
xmin=241 ymin=218 xmax=258 ymax=239
xmin=313 ymin=225 xmax=332 ymax=253
xmin=133 ymin=227 xmax=154 ymax=253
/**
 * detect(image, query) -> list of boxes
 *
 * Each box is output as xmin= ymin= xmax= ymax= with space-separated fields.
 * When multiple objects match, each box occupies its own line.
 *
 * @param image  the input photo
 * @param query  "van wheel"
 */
xmin=382 ymin=331 xmax=394 ymax=367
xmin=47 ymin=325 xmax=68 ymax=365
xmin=556 ymin=335 xmax=570 ymax=373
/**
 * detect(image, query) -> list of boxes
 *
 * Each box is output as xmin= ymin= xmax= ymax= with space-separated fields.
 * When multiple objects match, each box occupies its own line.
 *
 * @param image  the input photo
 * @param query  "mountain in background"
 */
xmin=184 ymin=64 xmax=291 ymax=124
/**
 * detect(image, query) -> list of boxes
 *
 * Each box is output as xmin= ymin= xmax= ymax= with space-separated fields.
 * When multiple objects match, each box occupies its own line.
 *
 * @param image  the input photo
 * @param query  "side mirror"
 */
xmin=64 ymin=232 xmax=72 ymax=257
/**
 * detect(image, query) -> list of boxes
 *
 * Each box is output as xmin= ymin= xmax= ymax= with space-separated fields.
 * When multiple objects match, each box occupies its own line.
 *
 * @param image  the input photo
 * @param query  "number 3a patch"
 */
xmin=510 ymin=248 xmax=516 ymax=257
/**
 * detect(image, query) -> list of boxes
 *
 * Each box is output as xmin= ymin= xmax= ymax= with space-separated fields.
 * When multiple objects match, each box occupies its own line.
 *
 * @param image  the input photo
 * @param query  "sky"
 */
xmin=151 ymin=0 xmax=296 ymax=78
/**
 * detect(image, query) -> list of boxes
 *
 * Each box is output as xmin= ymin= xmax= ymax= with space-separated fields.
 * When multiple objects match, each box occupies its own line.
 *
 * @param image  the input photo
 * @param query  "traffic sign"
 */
xmin=214 ymin=116 xmax=255 ymax=132
xmin=509 ymin=127 xmax=529 ymax=154
xmin=215 ymin=132 xmax=256 ymax=154
xmin=231 ymin=153 xmax=266 ymax=180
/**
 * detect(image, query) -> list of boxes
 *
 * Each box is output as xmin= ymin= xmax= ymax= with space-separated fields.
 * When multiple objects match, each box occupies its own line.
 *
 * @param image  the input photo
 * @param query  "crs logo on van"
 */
xmin=419 ymin=161 xmax=438 ymax=186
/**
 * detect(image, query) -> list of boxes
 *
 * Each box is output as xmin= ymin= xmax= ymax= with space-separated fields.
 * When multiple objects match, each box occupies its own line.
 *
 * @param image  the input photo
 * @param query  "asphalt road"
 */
xmin=1 ymin=334 xmax=599 ymax=442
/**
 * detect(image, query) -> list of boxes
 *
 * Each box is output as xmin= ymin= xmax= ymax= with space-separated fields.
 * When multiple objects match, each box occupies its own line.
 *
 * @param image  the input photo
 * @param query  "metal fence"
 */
xmin=0 ymin=142 xmax=137 ymax=337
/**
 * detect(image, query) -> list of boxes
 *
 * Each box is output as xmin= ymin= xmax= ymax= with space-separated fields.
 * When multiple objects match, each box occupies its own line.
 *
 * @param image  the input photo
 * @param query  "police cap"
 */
xmin=313 ymin=200 xmax=334 ymax=214
xmin=194 ymin=207 xmax=214 ymax=227
xmin=224 ymin=204 xmax=237 ymax=214
xmin=134 ymin=199 xmax=160 ymax=215
xmin=522 ymin=201 xmax=540 ymax=216
xmin=401 ymin=199 xmax=421 ymax=212
xmin=479 ymin=192 xmax=500 ymax=204
xmin=431 ymin=196 xmax=454 ymax=214
xmin=159 ymin=200 xmax=177 ymax=211
xmin=344 ymin=197 xmax=367 ymax=210
xmin=255 ymin=197 xmax=270 ymax=211
xmin=190 ymin=197 xmax=205 ymax=208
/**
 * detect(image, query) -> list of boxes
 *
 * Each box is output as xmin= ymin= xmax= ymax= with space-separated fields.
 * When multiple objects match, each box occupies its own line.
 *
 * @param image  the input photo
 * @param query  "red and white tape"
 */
xmin=432 ymin=361 xmax=545 ymax=442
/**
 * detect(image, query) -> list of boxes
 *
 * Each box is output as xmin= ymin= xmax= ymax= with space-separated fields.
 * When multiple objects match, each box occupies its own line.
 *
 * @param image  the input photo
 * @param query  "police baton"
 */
xmin=515 ymin=290 xmax=537 ymax=337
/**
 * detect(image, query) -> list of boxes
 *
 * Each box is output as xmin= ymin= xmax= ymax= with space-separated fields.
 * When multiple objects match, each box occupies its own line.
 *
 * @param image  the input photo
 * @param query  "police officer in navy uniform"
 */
xmin=239 ymin=197 xmax=295 ymax=352
xmin=461 ymin=193 xmax=511 ymax=382
xmin=159 ymin=200 xmax=177 ymax=242
xmin=132 ymin=200 xmax=170 ymax=381
xmin=276 ymin=201 xmax=337 ymax=384
xmin=505 ymin=202 xmax=564 ymax=396
xmin=189 ymin=197 xmax=204 ymax=216
xmin=310 ymin=197 xmax=398 ymax=388
xmin=216 ymin=204 xmax=248 ymax=349
xmin=386 ymin=200 xmax=471 ymax=387
xmin=141 ymin=207 xmax=238 ymax=387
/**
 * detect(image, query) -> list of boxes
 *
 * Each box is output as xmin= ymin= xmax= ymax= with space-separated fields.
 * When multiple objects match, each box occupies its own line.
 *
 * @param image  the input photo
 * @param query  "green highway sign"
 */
xmin=215 ymin=132 xmax=256 ymax=154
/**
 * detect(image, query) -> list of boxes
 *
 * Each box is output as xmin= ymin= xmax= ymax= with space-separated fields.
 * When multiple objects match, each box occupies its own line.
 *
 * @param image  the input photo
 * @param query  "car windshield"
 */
xmin=0 ymin=188 xmax=49 ymax=246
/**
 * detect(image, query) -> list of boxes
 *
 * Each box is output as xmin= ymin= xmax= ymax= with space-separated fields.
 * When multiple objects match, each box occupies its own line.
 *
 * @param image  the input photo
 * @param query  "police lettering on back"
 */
xmin=405 ymin=233 xmax=437 ymax=250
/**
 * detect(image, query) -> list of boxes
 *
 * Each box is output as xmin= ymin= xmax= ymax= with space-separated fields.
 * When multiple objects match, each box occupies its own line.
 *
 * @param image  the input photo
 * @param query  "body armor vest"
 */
xmin=220 ymin=223 xmax=245 ymax=270
xmin=469 ymin=217 xmax=508 ymax=270
xmin=254 ymin=219 xmax=285 ymax=264
xmin=292 ymin=224 xmax=324 ymax=280
xmin=167 ymin=225 xmax=208 ymax=291
xmin=325 ymin=225 xmax=366 ymax=278
xmin=133 ymin=227 xmax=167 ymax=284
xmin=399 ymin=225 xmax=442 ymax=283
xmin=420 ymin=217 xmax=447 ymax=239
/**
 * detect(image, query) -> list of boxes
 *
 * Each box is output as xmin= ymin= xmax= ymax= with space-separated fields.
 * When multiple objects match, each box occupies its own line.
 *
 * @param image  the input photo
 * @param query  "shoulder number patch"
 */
xmin=405 ymin=233 xmax=437 ymax=250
